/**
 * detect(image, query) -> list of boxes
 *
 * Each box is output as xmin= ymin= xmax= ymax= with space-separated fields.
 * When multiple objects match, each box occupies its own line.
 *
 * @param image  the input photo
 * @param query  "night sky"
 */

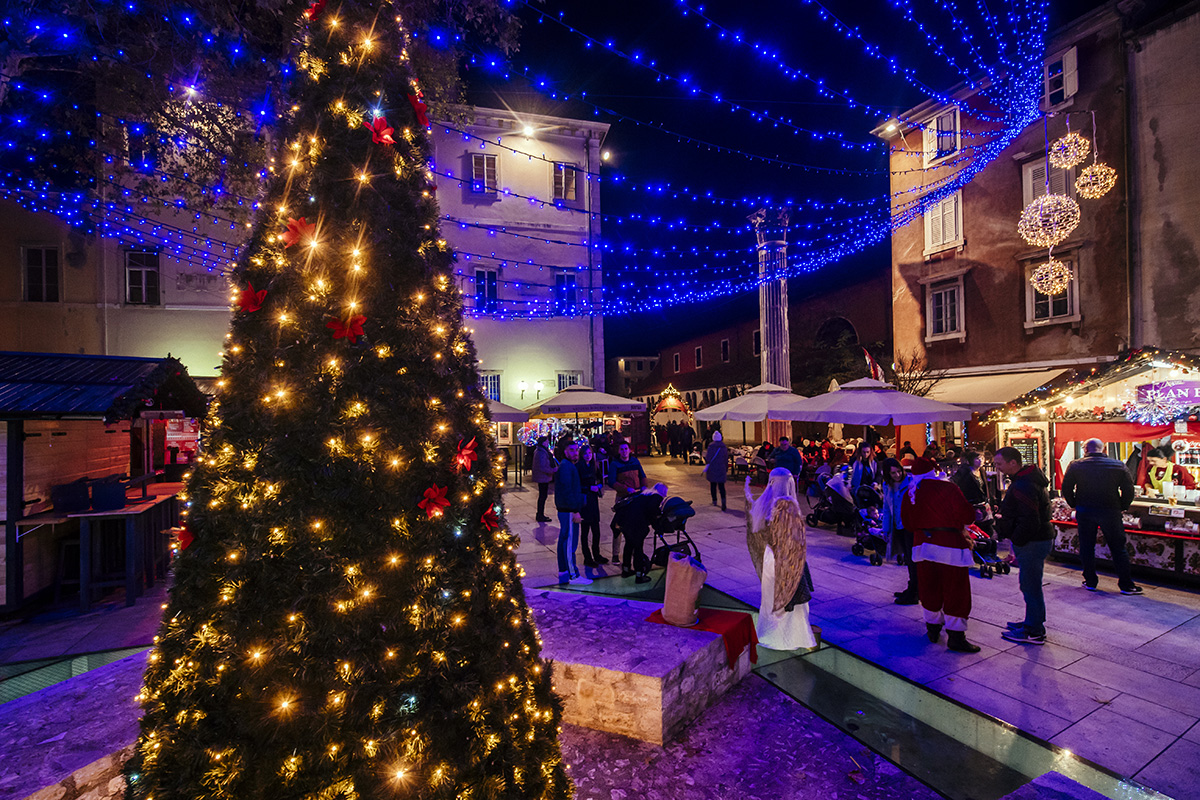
xmin=464 ymin=0 xmax=1111 ymax=355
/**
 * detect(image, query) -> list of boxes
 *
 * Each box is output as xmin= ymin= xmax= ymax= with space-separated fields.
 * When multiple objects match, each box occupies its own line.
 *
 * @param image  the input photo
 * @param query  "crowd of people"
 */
xmin=530 ymin=425 xmax=1150 ymax=653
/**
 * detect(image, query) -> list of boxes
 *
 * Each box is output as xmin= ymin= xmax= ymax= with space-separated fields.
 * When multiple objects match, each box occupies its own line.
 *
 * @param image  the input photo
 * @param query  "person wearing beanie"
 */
xmin=900 ymin=456 xmax=981 ymax=653
xmin=704 ymin=431 xmax=730 ymax=510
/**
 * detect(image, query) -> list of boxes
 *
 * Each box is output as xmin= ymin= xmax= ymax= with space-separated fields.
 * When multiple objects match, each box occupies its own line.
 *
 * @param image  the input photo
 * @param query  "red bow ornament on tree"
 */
xmin=303 ymin=0 xmax=325 ymax=19
xmin=418 ymin=485 xmax=450 ymax=518
xmin=454 ymin=437 xmax=478 ymax=472
xmin=326 ymin=315 xmax=367 ymax=344
xmin=406 ymin=92 xmax=429 ymax=129
xmin=280 ymin=217 xmax=317 ymax=248
xmin=480 ymin=506 xmax=500 ymax=532
xmin=364 ymin=116 xmax=395 ymax=146
xmin=237 ymin=283 xmax=267 ymax=313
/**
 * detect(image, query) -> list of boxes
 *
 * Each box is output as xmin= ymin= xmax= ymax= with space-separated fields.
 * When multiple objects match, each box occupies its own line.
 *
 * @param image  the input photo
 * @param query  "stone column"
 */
xmin=749 ymin=208 xmax=791 ymax=446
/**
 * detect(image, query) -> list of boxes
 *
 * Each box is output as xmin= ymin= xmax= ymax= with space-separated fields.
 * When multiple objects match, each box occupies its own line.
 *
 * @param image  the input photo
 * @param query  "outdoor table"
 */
xmin=68 ymin=491 xmax=179 ymax=612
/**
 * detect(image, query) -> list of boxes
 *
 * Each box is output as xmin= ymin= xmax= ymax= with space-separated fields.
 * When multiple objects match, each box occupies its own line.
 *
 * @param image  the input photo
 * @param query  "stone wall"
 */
xmin=22 ymin=746 xmax=132 ymax=800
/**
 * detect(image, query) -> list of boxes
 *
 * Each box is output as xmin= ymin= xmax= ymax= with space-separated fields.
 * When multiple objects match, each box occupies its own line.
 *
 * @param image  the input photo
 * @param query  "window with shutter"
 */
xmin=479 ymin=373 xmax=502 ymax=402
xmin=923 ymin=191 xmax=963 ymax=254
xmin=552 ymin=163 xmax=577 ymax=201
xmin=1043 ymin=47 xmax=1078 ymax=110
xmin=471 ymin=153 xmax=498 ymax=194
xmin=922 ymin=108 xmax=959 ymax=166
xmin=553 ymin=273 xmax=577 ymax=313
xmin=1023 ymin=159 xmax=1074 ymax=206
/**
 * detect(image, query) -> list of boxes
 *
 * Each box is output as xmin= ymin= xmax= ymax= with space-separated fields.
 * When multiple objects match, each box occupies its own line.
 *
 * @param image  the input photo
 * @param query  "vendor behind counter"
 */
xmin=1141 ymin=446 xmax=1197 ymax=495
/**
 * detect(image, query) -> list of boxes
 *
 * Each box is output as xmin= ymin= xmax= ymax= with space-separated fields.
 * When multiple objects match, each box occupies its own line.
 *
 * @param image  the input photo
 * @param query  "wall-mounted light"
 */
xmin=519 ymin=380 xmax=528 ymax=399
xmin=535 ymin=380 xmax=543 ymax=400
xmin=522 ymin=125 xmax=534 ymax=137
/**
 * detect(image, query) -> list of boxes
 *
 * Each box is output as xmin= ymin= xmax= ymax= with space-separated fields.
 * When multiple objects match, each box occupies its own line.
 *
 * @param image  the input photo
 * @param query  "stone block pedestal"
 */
xmin=527 ymin=591 xmax=753 ymax=745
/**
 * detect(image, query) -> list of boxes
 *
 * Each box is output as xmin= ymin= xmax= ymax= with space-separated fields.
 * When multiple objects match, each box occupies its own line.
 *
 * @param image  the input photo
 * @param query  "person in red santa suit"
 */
xmin=900 ymin=457 xmax=981 ymax=653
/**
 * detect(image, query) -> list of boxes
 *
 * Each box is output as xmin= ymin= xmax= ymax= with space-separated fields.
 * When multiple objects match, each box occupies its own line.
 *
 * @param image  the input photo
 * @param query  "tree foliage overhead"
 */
xmin=0 ymin=0 xmax=518 ymax=229
xmin=121 ymin=2 xmax=569 ymax=799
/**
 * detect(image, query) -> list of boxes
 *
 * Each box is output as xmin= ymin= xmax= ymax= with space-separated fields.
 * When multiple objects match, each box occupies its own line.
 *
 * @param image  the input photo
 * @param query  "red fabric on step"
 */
xmin=646 ymin=608 xmax=758 ymax=668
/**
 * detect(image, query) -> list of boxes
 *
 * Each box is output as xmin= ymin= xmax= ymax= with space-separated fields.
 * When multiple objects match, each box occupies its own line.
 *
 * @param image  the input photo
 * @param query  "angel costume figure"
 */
xmin=745 ymin=469 xmax=817 ymax=649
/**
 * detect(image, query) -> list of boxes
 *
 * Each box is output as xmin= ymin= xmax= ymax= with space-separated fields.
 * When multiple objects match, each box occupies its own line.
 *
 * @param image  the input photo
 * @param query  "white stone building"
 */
xmin=429 ymin=107 xmax=609 ymax=403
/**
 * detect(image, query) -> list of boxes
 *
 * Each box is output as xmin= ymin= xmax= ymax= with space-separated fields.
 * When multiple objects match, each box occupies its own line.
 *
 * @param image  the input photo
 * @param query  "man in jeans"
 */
xmin=993 ymin=447 xmax=1055 ymax=645
xmin=554 ymin=442 xmax=590 ymax=585
xmin=1061 ymin=438 xmax=1141 ymax=595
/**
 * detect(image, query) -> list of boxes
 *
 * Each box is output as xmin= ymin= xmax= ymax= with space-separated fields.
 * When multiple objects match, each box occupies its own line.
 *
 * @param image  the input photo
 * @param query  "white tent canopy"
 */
xmin=524 ymin=384 xmax=644 ymax=417
xmin=488 ymin=398 xmax=529 ymax=423
xmin=779 ymin=378 xmax=971 ymax=425
xmin=693 ymin=383 xmax=807 ymax=422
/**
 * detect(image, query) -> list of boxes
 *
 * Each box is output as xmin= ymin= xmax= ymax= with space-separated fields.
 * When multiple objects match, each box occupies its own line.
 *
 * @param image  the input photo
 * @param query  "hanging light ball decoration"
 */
xmin=1125 ymin=389 xmax=1188 ymax=426
xmin=1030 ymin=258 xmax=1073 ymax=295
xmin=1049 ymin=131 xmax=1091 ymax=169
xmin=1076 ymin=162 xmax=1118 ymax=199
xmin=1018 ymin=194 xmax=1081 ymax=247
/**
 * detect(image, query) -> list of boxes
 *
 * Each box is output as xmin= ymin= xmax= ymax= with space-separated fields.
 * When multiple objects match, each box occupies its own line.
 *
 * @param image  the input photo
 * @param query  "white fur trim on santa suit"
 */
xmin=912 ymin=542 xmax=976 ymax=568
xmin=923 ymin=608 xmax=968 ymax=630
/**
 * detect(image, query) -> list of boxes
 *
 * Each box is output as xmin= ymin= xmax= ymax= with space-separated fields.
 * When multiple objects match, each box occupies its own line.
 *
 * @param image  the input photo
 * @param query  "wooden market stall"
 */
xmin=988 ymin=348 xmax=1200 ymax=583
xmin=1 ymin=352 xmax=207 ymax=610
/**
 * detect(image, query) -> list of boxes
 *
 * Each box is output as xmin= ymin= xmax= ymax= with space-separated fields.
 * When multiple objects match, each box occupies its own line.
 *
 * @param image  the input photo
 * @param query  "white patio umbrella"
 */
xmin=524 ymin=384 xmax=644 ymax=417
xmin=487 ymin=398 xmax=529 ymax=423
xmin=778 ymin=378 xmax=971 ymax=425
xmin=694 ymin=383 xmax=807 ymax=422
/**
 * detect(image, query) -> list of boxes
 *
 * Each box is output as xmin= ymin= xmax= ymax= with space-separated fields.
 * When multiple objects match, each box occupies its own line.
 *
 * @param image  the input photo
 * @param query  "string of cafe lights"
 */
xmin=515 ymin=1 xmax=882 ymax=152
xmin=673 ymin=0 xmax=1003 ymax=125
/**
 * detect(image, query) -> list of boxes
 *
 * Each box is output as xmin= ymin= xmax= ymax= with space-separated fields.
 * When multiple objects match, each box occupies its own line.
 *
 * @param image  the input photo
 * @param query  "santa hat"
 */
xmin=910 ymin=457 xmax=937 ymax=476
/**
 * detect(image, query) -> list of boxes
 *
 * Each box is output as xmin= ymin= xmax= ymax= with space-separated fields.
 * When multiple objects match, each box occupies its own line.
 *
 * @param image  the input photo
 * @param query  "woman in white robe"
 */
xmin=745 ymin=469 xmax=817 ymax=649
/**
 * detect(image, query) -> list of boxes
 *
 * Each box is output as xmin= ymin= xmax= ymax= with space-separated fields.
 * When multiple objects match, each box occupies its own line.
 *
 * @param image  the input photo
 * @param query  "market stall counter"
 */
xmin=1050 ymin=496 xmax=1200 ymax=583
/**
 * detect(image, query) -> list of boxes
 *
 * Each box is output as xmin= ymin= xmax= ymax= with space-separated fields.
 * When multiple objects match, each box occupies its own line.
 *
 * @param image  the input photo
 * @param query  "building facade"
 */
xmin=2 ymin=106 xmax=610 ymax=396
xmin=606 ymin=355 xmax=659 ymax=396
xmin=429 ymin=108 xmax=609 ymax=404
xmin=876 ymin=2 xmax=1200 ymax=430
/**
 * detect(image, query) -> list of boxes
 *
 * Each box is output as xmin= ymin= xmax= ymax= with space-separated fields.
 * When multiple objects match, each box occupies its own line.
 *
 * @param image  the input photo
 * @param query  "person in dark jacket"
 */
xmin=772 ymin=436 xmax=804 ymax=477
xmin=554 ymin=442 xmax=590 ymax=585
xmin=704 ymin=432 xmax=730 ymax=510
xmin=614 ymin=483 xmax=668 ymax=582
xmin=1061 ymin=438 xmax=1141 ymax=595
xmin=531 ymin=435 xmax=557 ymax=523
xmin=577 ymin=445 xmax=608 ymax=567
xmin=993 ymin=447 xmax=1054 ymax=645
xmin=951 ymin=451 xmax=994 ymax=535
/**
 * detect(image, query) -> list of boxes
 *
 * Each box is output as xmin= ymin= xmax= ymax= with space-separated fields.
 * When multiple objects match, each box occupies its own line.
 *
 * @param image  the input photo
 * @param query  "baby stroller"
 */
xmin=650 ymin=496 xmax=701 ymax=567
xmin=966 ymin=523 xmax=1010 ymax=578
xmin=848 ymin=485 xmax=888 ymax=566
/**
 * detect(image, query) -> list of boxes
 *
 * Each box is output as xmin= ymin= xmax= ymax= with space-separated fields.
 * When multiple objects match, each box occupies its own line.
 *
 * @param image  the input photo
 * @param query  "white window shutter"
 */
xmin=923 ymin=126 xmax=935 ymax=166
xmin=1029 ymin=162 xmax=1048 ymax=201
xmin=944 ymin=193 xmax=960 ymax=241
xmin=1062 ymin=47 xmax=1078 ymax=100
xmin=1048 ymin=166 xmax=1068 ymax=196
xmin=926 ymin=201 xmax=942 ymax=248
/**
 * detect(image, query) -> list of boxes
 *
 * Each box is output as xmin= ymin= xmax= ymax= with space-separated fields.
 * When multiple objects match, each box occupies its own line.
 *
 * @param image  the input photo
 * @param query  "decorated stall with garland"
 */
xmin=988 ymin=348 xmax=1200 ymax=581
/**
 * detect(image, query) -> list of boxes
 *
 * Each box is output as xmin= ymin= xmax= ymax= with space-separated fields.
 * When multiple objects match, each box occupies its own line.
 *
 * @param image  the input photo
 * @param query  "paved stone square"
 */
xmin=506 ymin=455 xmax=1200 ymax=799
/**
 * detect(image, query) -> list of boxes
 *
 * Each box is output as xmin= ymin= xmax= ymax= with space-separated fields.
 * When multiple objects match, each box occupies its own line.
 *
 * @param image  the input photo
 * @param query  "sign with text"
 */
xmin=1137 ymin=382 xmax=1200 ymax=403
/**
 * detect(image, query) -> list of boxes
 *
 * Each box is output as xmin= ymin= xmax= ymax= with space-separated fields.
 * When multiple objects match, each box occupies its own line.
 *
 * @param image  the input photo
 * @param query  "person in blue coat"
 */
xmin=880 ymin=458 xmax=917 ymax=605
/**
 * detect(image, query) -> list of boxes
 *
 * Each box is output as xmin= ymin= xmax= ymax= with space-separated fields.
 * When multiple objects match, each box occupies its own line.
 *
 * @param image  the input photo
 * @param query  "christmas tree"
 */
xmin=125 ymin=3 xmax=571 ymax=798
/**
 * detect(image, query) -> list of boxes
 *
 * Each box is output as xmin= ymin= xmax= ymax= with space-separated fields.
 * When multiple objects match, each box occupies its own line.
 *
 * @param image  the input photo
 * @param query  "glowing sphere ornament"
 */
xmin=1049 ymin=132 xmax=1090 ymax=169
xmin=1029 ymin=259 xmax=1073 ymax=296
xmin=1125 ymin=389 xmax=1188 ymax=426
xmin=1076 ymin=163 xmax=1118 ymax=199
xmin=1018 ymin=194 xmax=1081 ymax=247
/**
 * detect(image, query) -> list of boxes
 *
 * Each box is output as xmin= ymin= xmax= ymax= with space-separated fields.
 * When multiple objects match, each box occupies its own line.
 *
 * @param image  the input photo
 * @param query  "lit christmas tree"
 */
xmin=124 ymin=3 xmax=570 ymax=798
